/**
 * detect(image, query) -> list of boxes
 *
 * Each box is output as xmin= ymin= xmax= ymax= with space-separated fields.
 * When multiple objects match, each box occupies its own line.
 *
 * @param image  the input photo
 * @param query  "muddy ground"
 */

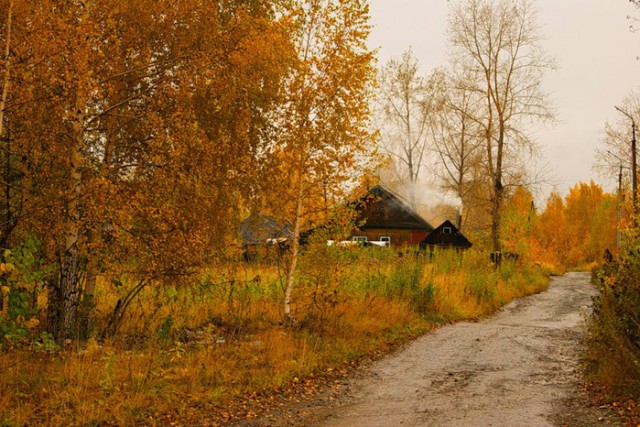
xmin=237 ymin=272 xmax=619 ymax=427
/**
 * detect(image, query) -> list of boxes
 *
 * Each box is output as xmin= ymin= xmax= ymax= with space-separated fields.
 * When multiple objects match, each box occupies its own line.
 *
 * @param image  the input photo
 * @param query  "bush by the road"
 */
xmin=587 ymin=231 xmax=640 ymax=402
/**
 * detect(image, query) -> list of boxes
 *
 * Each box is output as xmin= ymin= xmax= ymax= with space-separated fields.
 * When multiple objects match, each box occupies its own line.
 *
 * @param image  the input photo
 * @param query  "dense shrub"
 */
xmin=586 ymin=232 xmax=640 ymax=399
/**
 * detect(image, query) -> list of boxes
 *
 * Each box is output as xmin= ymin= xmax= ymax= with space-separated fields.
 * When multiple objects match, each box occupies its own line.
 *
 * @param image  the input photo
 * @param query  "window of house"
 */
xmin=352 ymin=236 xmax=368 ymax=242
xmin=443 ymin=227 xmax=452 ymax=234
xmin=380 ymin=236 xmax=391 ymax=243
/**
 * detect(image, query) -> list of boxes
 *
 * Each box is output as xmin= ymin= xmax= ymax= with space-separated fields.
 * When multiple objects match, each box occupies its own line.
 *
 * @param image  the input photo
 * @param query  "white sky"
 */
xmin=368 ymin=0 xmax=640 ymax=196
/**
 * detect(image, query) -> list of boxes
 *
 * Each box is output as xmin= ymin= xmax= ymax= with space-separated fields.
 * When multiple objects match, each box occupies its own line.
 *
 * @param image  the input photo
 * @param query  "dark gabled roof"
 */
xmin=421 ymin=220 xmax=472 ymax=249
xmin=355 ymin=185 xmax=434 ymax=231
xmin=240 ymin=213 xmax=293 ymax=246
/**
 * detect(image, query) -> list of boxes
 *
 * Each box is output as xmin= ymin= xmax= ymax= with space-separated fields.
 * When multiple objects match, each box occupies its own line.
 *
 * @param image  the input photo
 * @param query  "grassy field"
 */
xmin=0 ymin=247 xmax=549 ymax=426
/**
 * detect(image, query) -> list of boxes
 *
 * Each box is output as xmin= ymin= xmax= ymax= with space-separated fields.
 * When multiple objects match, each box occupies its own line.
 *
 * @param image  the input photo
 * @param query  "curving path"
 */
xmin=311 ymin=272 xmax=608 ymax=426
xmin=237 ymin=272 xmax=615 ymax=426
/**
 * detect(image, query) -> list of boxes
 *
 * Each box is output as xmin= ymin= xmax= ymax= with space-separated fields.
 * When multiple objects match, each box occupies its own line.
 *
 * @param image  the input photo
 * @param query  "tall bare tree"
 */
xmin=448 ymin=0 xmax=555 ymax=252
xmin=596 ymin=90 xmax=640 ymax=183
xmin=377 ymin=50 xmax=444 ymax=208
xmin=432 ymin=72 xmax=484 ymax=231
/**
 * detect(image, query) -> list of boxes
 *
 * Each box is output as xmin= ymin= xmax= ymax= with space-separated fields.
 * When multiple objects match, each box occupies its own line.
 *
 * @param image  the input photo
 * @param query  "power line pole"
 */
xmin=618 ymin=164 xmax=623 ymax=249
xmin=633 ymin=119 xmax=637 ymax=226
xmin=608 ymin=150 xmax=628 ymax=248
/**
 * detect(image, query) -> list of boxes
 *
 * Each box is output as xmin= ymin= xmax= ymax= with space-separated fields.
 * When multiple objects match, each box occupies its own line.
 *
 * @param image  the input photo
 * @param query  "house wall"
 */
xmin=352 ymin=228 xmax=428 ymax=246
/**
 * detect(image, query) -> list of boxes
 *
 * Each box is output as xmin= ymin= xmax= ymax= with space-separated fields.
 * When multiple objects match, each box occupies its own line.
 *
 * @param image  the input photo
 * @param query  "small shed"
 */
xmin=420 ymin=220 xmax=472 ymax=250
xmin=240 ymin=213 xmax=293 ymax=260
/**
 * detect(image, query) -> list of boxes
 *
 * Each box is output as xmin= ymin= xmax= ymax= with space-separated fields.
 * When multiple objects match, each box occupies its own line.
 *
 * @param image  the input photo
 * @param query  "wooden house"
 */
xmin=351 ymin=185 xmax=434 ymax=246
xmin=420 ymin=220 xmax=472 ymax=250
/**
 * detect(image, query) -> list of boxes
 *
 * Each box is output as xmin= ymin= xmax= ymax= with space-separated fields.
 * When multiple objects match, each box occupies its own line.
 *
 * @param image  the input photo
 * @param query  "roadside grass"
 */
xmin=0 ymin=247 xmax=548 ymax=426
xmin=585 ymin=242 xmax=640 ymax=422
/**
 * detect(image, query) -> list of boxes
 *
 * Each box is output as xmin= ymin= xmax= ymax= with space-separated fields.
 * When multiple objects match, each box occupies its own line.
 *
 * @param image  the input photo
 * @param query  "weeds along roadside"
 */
xmin=585 ymin=231 xmax=640 ymax=421
xmin=0 ymin=246 xmax=549 ymax=426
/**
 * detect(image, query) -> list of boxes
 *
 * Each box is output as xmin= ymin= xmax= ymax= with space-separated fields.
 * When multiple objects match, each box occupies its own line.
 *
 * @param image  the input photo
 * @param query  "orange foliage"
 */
xmin=534 ymin=192 xmax=568 ymax=267
xmin=533 ymin=181 xmax=617 ymax=269
xmin=0 ymin=1 xmax=304 ymax=339
xmin=501 ymin=187 xmax=535 ymax=256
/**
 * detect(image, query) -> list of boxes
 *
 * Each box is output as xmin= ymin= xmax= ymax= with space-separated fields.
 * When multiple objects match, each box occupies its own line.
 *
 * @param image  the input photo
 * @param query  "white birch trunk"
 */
xmin=283 ymin=169 xmax=304 ymax=326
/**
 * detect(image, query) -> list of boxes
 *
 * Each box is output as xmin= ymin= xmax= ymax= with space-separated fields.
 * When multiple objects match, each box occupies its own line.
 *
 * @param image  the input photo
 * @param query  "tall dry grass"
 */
xmin=0 ymin=246 xmax=548 ymax=426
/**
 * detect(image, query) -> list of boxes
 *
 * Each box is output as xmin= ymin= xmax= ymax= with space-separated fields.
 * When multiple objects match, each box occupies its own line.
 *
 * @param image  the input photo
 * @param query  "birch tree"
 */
xmin=377 ymin=51 xmax=444 ymax=208
xmin=278 ymin=0 xmax=375 ymax=325
xmin=0 ymin=0 xmax=21 ymax=252
xmin=432 ymin=72 xmax=484 ymax=231
xmin=2 ymin=0 xmax=293 ymax=340
xmin=0 ymin=0 xmax=11 ymax=143
xmin=448 ymin=0 xmax=555 ymax=252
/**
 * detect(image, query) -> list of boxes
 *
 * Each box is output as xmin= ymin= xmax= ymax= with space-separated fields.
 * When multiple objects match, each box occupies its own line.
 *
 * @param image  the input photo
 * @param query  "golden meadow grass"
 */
xmin=0 ymin=248 xmax=548 ymax=426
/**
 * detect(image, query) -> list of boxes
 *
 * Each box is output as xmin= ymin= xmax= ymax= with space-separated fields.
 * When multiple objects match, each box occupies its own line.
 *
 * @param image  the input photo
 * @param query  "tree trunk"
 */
xmin=79 ymin=145 xmax=111 ymax=337
xmin=47 ymin=130 xmax=85 ymax=340
xmin=0 ymin=2 xmax=13 ymax=313
xmin=47 ymin=246 xmax=83 ymax=341
xmin=2 ymin=127 xmax=11 ymax=247
xmin=491 ymin=181 xmax=503 ymax=253
xmin=491 ymin=130 xmax=505 ymax=254
xmin=0 ymin=0 xmax=12 ymax=140
xmin=0 ymin=1 xmax=13 ymax=246
xmin=78 ymin=262 xmax=96 ymax=338
xmin=283 ymin=170 xmax=304 ymax=327
xmin=48 ymin=70 xmax=87 ymax=341
xmin=58 ymin=243 xmax=82 ymax=339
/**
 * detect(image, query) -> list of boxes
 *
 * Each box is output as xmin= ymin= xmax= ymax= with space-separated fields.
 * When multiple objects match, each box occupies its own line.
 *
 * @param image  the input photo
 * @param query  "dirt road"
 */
xmin=305 ymin=272 xmax=607 ymax=427
xmin=287 ymin=272 xmax=611 ymax=427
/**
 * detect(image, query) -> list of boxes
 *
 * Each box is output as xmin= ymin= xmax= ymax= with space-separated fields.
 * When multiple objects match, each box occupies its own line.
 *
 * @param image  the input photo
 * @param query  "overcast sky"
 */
xmin=368 ymin=0 xmax=640 ymax=197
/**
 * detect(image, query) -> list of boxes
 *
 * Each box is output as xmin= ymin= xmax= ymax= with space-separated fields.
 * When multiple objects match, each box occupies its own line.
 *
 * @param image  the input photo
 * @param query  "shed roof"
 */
xmin=355 ymin=185 xmax=434 ymax=231
xmin=421 ymin=220 xmax=472 ymax=249
xmin=240 ymin=213 xmax=293 ymax=246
